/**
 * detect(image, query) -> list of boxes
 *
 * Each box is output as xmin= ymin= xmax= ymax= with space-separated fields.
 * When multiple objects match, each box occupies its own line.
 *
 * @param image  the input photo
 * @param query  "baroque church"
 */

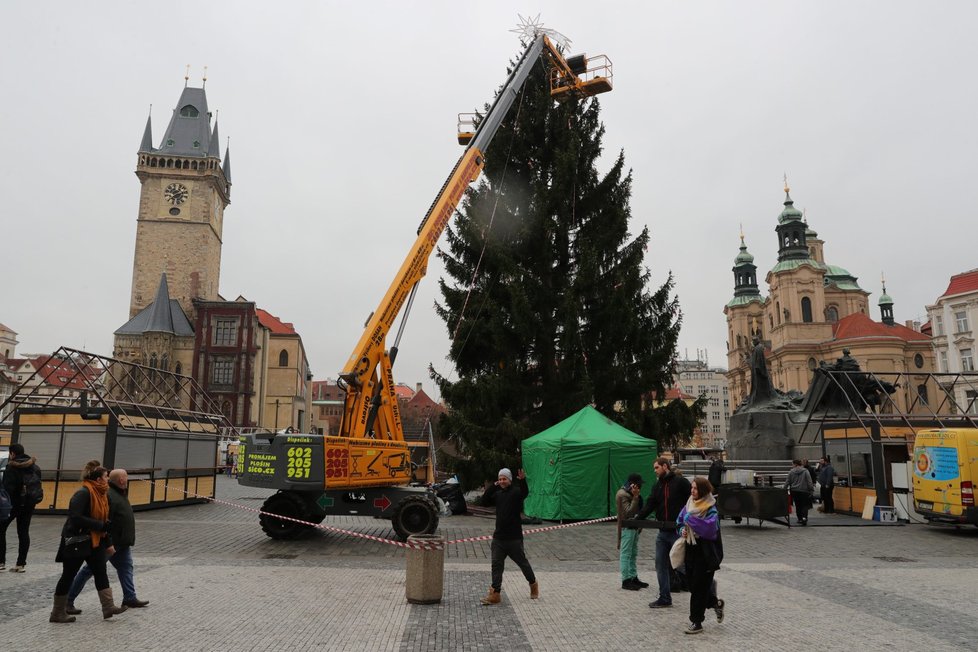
xmin=113 ymin=81 xmax=312 ymax=431
xmin=724 ymin=185 xmax=933 ymax=411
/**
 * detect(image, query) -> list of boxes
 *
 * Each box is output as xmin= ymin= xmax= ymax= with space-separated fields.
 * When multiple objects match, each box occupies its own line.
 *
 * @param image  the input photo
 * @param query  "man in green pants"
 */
xmin=617 ymin=473 xmax=648 ymax=590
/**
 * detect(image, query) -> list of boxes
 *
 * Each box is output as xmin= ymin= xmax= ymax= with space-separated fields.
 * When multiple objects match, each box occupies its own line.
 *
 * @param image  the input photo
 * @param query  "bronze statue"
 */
xmin=748 ymin=336 xmax=774 ymax=405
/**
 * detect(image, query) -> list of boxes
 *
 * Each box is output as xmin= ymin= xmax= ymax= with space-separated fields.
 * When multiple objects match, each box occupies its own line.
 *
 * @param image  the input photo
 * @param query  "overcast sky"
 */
xmin=3 ymin=1 xmax=976 ymax=400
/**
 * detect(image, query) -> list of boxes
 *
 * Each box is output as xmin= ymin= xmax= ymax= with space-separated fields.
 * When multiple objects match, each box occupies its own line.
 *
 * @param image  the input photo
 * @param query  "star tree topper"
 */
xmin=510 ymin=14 xmax=572 ymax=50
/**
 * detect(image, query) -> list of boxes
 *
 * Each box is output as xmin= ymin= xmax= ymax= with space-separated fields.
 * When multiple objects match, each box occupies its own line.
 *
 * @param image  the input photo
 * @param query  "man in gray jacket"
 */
xmin=783 ymin=459 xmax=814 ymax=525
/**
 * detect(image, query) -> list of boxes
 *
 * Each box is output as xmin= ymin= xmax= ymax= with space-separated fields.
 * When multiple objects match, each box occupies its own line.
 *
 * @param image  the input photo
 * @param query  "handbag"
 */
xmin=62 ymin=534 xmax=92 ymax=560
xmin=669 ymin=535 xmax=686 ymax=569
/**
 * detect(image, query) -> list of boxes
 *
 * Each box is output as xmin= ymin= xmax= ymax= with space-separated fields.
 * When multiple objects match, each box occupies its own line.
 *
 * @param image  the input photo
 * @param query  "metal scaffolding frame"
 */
xmin=0 ymin=346 xmax=238 ymax=437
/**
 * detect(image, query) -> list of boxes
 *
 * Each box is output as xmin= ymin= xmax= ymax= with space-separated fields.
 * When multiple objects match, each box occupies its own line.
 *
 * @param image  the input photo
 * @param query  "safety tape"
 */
xmin=159 ymin=480 xmax=615 ymax=550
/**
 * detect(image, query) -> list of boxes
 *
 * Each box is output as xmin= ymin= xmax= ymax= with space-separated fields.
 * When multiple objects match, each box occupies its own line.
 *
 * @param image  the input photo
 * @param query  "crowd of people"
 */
xmin=0 ymin=444 xmax=150 ymax=624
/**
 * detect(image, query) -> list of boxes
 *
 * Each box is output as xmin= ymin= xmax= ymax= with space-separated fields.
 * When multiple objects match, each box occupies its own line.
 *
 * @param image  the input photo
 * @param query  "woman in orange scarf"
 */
xmin=50 ymin=460 xmax=127 ymax=623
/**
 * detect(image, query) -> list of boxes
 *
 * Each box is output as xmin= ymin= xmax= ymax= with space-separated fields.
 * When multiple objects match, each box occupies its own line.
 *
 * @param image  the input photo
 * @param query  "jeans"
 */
xmin=0 ymin=504 xmax=34 ymax=566
xmin=619 ymin=528 xmax=640 ymax=581
xmin=820 ymin=486 xmax=835 ymax=513
xmin=655 ymin=529 xmax=679 ymax=603
xmin=490 ymin=538 xmax=535 ymax=591
xmin=67 ymin=545 xmax=137 ymax=602
xmin=791 ymin=491 xmax=811 ymax=523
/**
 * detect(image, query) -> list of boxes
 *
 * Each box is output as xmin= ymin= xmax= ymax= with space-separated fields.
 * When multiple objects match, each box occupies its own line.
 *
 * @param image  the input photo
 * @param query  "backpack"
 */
xmin=0 ymin=485 xmax=12 ymax=521
xmin=21 ymin=464 xmax=44 ymax=506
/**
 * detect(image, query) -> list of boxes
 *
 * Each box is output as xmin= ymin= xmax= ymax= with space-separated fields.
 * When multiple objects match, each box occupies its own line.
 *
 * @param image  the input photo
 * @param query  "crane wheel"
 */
xmin=391 ymin=494 xmax=439 ymax=541
xmin=259 ymin=491 xmax=314 ymax=540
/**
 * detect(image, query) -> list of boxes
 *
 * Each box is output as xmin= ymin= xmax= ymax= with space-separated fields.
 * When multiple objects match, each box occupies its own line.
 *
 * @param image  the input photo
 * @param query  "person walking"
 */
xmin=66 ymin=468 xmax=149 ymax=614
xmin=784 ymin=459 xmax=815 ymax=525
xmin=616 ymin=473 xmax=647 ymax=590
xmin=0 ymin=443 xmax=41 ymax=572
xmin=635 ymin=457 xmax=691 ymax=608
xmin=818 ymin=456 xmax=836 ymax=514
xmin=677 ymin=476 xmax=724 ymax=635
xmin=479 ymin=468 xmax=538 ymax=605
xmin=49 ymin=460 xmax=128 ymax=623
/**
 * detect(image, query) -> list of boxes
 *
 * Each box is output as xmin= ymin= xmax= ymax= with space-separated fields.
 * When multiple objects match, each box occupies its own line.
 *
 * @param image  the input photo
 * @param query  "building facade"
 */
xmin=115 ymin=82 xmax=314 ymax=432
xmin=725 ymin=186 xmax=934 ymax=411
xmin=676 ymin=359 xmax=730 ymax=446
xmin=926 ymin=269 xmax=978 ymax=414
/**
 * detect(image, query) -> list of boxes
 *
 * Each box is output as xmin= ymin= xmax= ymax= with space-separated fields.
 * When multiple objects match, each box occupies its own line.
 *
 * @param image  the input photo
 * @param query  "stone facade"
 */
xmin=131 ymin=153 xmax=229 ymax=320
xmin=725 ymin=188 xmax=934 ymax=413
xmin=926 ymin=269 xmax=978 ymax=414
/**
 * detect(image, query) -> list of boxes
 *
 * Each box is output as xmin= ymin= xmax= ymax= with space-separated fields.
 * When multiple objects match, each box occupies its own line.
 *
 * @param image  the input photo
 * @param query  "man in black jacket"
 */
xmin=480 ymin=468 xmax=538 ymax=605
xmin=0 ymin=443 xmax=39 ymax=572
xmin=65 ymin=469 xmax=150 ymax=612
xmin=636 ymin=457 xmax=691 ymax=608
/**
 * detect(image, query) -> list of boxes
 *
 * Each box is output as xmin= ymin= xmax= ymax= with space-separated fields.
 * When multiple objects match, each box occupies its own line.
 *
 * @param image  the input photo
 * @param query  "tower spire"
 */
xmin=139 ymin=107 xmax=154 ymax=152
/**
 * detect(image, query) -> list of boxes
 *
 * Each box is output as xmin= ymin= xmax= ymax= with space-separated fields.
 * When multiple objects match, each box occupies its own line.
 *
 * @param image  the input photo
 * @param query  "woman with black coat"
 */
xmin=49 ymin=460 xmax=127 ymax=623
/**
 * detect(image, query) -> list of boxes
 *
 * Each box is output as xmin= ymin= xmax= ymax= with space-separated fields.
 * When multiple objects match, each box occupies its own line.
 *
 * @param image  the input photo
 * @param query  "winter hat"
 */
xmin=498 ymin=468 xmax=513 ymax=481
xmin=627 ymin=473 xmax=643 ymax=486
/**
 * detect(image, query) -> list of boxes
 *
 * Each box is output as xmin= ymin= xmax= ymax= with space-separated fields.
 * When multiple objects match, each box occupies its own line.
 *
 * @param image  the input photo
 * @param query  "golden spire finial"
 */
xmin=881 ymin=271 xmax=886 ymax=292
xmin=202 ymin=65 xmax=208 ymax=88
xmin=783 ymin=172 xmax=790 ymax=194
xmin=184 ymin=64 xmax=190 ymax=87
xmin=739 ymin=222 xmax=745 ymax=245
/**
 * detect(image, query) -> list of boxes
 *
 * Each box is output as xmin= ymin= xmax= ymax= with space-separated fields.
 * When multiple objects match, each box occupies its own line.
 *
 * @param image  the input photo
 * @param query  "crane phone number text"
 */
xmin=287 ymin=446 xmax=313 ymax=479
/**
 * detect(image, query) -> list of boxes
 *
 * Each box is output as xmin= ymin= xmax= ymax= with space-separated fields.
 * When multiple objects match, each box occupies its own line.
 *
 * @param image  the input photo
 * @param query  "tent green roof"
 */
xmin=522 ymin=406 xmax=657 ymax=520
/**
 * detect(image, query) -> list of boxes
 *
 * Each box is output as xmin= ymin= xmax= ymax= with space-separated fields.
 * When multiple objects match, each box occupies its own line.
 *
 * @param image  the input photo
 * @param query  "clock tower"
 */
xmin=129 ymin=83 xmax=231 ymax=321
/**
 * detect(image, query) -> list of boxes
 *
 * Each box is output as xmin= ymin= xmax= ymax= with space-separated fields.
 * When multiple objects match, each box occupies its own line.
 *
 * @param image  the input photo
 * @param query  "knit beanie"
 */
xmin=498 ymin=468 xmax=513 ymax=481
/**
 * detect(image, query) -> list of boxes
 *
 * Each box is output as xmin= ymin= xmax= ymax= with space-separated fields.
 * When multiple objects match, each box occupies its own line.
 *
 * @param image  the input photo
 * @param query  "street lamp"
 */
xmin=275 ymin=399 xmax=280 ymax=430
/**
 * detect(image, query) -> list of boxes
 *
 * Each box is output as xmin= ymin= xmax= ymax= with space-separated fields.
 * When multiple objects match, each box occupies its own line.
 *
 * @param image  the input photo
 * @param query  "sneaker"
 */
xmin=0 ymin=563 xmax=5 ymax=571
xmin=622 ymin=578 xmax=641 ymax=591
xmin=685 ymin=622 xmax=703 ymax=635
xmin=634 ymin=578 xmax=650 ymax=589
xmin=10 ymin=566 xmax=25 ymax=573
xmin=714 ymin=598 xmax=725 ymax=623
xmin=649 ymin=599 xmax=673 ymax=609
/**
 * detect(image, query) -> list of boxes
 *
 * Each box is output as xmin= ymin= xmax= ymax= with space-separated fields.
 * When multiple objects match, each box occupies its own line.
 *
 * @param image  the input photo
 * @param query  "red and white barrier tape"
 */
xmin=161 ymin=481 xmax=614 ymax=550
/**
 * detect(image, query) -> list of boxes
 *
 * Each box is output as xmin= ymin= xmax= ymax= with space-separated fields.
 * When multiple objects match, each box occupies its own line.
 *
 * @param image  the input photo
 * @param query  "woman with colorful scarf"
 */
xmin=49 ymin=460 xmax=127 ymax=623
xmin=676 ymin=476 xmax=725 ymax=635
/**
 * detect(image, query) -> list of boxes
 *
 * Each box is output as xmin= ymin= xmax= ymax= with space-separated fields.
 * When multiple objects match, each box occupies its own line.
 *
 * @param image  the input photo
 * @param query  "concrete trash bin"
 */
xmin=405 ymin=534 xmax=445 ymax=604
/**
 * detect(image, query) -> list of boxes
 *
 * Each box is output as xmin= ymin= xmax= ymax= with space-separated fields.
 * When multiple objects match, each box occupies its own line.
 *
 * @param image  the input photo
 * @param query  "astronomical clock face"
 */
xmin=164 ymin=182 xmax=189 ymax=205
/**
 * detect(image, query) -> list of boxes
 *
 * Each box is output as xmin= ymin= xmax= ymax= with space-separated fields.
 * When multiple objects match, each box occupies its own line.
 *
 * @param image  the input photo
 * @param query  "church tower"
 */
xmin=725 ymin=233 xmax=765 ymax=405
xmin=129 ymin=81 xmax=232 ymax=321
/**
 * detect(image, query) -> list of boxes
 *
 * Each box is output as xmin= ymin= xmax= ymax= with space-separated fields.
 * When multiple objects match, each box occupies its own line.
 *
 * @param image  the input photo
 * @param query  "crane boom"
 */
xmin=338 ymin=34 xmax=611 ymax=441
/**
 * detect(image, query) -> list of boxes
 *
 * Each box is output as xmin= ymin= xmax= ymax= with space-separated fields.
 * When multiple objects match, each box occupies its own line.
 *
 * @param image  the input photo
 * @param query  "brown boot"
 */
xmin=530 ymin=581 xmax=540 ymax=599
xmin=480 ymin=587 xmax=501 ymax=605
xmin=65 ymin=601 xmax=82 ymax=615
xmin=49 ymin=595 xmax=76 ymax=623
xmin=97 ymin=588 xmax=127 ymax=619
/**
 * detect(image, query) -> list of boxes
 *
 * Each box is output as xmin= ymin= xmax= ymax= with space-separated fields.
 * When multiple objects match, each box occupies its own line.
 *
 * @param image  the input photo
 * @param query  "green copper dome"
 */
xmin=878 ymin=292 xmax=893 ymax=305
xmin=734 ymin=242 xmax=754 ymax=265
xmin=778 ymin=191 xmax=803 ymax=224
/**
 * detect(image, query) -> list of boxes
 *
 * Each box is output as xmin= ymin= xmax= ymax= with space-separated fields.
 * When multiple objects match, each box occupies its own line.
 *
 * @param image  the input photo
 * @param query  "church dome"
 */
xmin=734 ymin=242 xmax=754 ymax=265
xmin=778 ymin=191 xmax=803 ymax=224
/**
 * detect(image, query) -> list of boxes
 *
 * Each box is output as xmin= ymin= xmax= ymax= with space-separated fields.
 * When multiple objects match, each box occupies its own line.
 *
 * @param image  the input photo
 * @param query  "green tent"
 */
xmin=522 ymin=406 xmax=657 ymax=520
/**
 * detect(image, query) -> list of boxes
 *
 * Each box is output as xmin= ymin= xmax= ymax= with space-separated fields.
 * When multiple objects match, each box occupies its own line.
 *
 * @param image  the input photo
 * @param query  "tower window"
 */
xmin=180 ymin=105 xmax=200 ymax=118
xmin=801 ymin=297 xmax=813 ymax=323
xmin=279 ymin=349 xmax=289 ymax=367
xmin=826 ymin=306 xmax=839 ymax=323
xmin=212 ymin=359 xmax=234 ymax=385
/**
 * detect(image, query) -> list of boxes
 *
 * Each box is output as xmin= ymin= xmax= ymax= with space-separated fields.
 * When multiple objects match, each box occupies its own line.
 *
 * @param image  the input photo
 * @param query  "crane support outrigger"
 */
xmin=237 ymin=32 xmax=612 ymax=541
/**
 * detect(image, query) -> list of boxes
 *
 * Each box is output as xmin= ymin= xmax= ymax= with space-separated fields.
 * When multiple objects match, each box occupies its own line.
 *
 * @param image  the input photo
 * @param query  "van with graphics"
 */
xmin=912 ymin=428 xmax=978 ymax=526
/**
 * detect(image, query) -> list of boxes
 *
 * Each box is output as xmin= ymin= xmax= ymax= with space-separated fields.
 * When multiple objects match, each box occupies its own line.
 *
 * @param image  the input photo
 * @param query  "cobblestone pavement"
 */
xmin=1 ymin=476 xmax=975 ymax=650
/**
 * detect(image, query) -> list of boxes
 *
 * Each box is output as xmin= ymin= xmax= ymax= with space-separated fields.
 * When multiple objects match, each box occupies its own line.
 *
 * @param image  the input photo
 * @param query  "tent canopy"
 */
xmin=522 ymin=406 xmax=657 ymax=520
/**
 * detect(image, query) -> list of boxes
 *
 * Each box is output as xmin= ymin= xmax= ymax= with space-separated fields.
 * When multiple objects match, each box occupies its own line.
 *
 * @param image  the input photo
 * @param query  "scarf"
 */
xmin=684 ymin=493 xmax=716 ymax=518
xmin=680 ymin=493 xmax=717 ymax=544
xmin=83 ymin=480 xmax=110 ymax=548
